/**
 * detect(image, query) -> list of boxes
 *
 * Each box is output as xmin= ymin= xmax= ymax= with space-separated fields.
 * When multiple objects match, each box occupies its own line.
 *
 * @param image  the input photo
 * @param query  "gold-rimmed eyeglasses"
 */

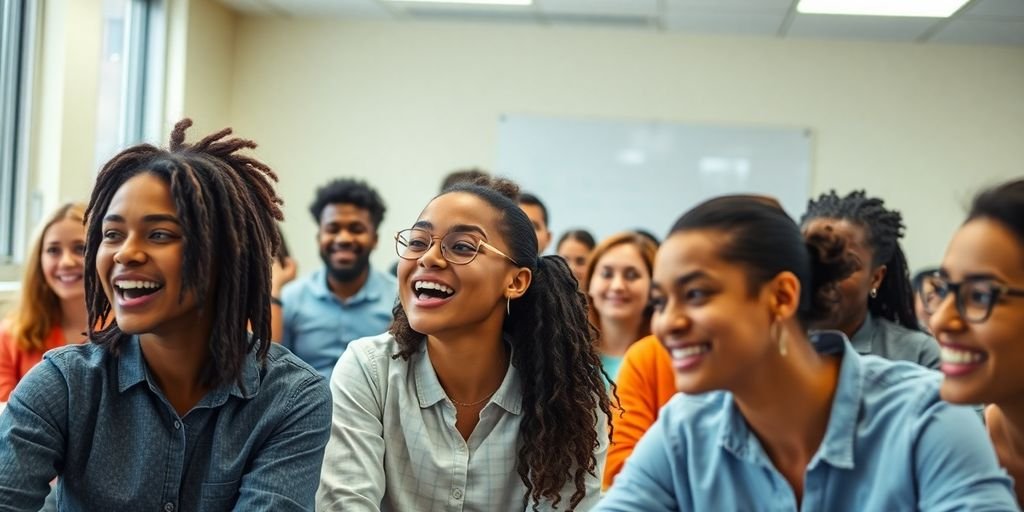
xmin=395 ymin=228 xmax=518 ymax=266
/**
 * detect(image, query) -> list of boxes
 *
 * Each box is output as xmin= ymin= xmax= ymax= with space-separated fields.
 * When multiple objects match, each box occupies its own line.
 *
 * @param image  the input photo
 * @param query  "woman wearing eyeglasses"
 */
xmin=924 ymin=178 xmax=1024 ymax=505
xmin=316 ymin=178 xmax=612 ymax=511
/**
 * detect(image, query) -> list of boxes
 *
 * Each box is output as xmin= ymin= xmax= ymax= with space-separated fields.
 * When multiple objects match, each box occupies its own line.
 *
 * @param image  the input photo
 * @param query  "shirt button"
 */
xmin=163 ymin=503 xmax=174 ymax=512
xmin=452 ymin=488 xmax=463 ymax=500
xmin=173 ymin=420 xmax=181 ymax=430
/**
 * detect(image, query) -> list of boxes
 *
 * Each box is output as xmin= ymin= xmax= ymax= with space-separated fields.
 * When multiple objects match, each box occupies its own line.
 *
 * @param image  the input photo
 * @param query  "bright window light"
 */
xmin=797 ymin=0 xmax=970 ymax=17
xmin=389 ymin=0 xmax=532 ymax=5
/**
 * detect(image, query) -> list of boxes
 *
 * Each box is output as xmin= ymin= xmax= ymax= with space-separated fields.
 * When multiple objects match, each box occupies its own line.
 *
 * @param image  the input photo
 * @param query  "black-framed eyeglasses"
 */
xmin=919 ymin=273 xmax=1024 ymax=323
xmin=395 ymin=228 xmax=518 ymax=266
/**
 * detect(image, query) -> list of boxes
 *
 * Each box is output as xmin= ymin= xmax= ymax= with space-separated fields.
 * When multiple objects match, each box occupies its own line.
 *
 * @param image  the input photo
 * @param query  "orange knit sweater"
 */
xmin=603 ymin=334 xmax=678 ymax=489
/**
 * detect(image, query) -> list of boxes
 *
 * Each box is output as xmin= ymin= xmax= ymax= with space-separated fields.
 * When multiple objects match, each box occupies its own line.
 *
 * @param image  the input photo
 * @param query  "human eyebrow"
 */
xmin=448 ymin=224 xmax=487 ymax=238
xmin=674 ymin=270 xmax=713 ymax=288
xmin=142 ymin=214 xmax=181 ymax=225
xmin=412 ymin=220 xmax=434 ymax=230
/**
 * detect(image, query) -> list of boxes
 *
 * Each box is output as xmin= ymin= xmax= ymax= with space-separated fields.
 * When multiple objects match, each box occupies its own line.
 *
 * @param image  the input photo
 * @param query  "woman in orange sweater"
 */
xmin=0 ymin=203 xmax=88 ymax=401
xmin=602 ymin=335 xmax=677 ymax=489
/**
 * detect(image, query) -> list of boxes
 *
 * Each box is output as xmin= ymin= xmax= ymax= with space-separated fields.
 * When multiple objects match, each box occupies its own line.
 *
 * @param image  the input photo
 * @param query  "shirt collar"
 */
xmin=312 ymin=266 xmax=384 ymax=305
xmin=849 ymin=313 xmax=877 ymax=355
xmin=412 ymin=338 xmax=522 ymax=415
xmin=718 ymin=331 xmax=860 ymax=471
xmin=117 ymin=335 xmax=262 ymax=403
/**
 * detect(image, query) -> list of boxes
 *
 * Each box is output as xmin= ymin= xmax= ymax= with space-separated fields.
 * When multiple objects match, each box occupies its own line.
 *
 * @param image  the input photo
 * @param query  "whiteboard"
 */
xmin=496 ymin=114 xmax=812 ymax=249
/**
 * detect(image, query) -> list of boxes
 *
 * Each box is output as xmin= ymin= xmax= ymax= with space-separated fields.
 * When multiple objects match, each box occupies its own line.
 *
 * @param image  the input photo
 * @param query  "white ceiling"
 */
xmin=219 ymin=0 xmax=1024 ymax=46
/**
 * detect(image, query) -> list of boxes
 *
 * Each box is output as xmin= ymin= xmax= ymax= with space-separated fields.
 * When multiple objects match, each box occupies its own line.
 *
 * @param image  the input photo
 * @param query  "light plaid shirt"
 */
xmin=317 ymin=333 xmax=606 ymax=511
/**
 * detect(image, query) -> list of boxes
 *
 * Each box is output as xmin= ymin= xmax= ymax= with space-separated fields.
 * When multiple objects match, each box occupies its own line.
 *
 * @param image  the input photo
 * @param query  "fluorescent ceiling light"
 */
xmin=389 ymin=0 xmax=532 ymax=5
xmin=797 ymin=0 xmax=970 ymax=17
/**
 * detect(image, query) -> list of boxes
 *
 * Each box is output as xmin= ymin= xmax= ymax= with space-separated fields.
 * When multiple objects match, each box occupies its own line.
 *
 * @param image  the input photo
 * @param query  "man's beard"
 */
xmin=322 ymin=249 xmax=371 ymax=283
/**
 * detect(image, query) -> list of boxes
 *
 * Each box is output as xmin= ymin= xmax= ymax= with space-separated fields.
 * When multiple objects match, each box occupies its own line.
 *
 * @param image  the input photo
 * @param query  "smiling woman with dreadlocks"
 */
xmin=317 ymin=177 xmax=611 ymax=511
xmin=0 ymin=119 xmax=332 ymax=511
xmin=801 ymin=190 xmax=940 ymax=368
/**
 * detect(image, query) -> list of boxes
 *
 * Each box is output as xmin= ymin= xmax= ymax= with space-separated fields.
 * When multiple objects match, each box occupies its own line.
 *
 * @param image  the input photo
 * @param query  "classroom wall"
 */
xmin=226 ymin=18 xmax=1024 ymax=276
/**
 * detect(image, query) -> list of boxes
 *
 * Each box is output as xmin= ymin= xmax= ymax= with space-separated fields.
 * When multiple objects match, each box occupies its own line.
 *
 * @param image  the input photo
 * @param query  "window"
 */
xmin=0 ymin=0 xmax=36 ymax=277
xmin=94 ymin=0 xmax=164 ymax=170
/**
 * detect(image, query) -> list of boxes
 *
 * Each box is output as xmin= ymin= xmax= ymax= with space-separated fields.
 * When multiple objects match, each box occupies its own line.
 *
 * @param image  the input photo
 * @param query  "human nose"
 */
xmin=113 ymin=234 xmax=147 ymax=266
xmin=417 ymin=237 xmax=448 ymax=269
xmin=58 ymin=248 xmax=81 ymax=268
xmin=928 ymin=286 xmax=964 ymax=335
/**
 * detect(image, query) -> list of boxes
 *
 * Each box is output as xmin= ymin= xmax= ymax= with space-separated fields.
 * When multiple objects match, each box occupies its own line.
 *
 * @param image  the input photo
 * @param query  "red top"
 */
xmin=0 ymin=323 xmax=71 ymax=401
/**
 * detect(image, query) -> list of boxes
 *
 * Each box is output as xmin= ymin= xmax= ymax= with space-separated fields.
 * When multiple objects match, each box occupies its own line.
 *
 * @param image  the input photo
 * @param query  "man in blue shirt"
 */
xmin=276 ymin=178 xmax=397 ymax=379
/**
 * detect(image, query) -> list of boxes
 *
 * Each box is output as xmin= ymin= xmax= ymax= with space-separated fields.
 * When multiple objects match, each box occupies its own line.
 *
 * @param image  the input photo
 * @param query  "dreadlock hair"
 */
xmin=672 ymin=195 xmax=856 ymax=329
xmin=83 ymin=118 xmax=283 ymax=389
xmin=388 ymin=177 xmax=612 ymax=511
xmin=800 ymin=190 xmax=919 ymax=330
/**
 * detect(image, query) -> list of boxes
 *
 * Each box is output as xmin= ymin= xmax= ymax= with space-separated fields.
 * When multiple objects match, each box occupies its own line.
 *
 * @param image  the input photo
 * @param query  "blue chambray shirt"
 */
xmin=0 ymin=338 xmax=332 ymax=512
xmin=597 ymin=332 xmax=1019 ymax=512
xmin=281 ymin=266 xmax=397 ymax=379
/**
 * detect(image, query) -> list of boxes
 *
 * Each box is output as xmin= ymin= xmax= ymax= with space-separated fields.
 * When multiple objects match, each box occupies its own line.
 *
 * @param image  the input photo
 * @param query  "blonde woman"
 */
xmin=583 ymin=232 xmax=658 ymax=384
xmin=0 ymin=203 xmax=88 ymax=401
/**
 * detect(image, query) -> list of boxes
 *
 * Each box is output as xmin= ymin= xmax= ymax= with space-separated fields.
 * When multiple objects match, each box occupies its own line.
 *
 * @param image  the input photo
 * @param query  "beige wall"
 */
xmin=226 ymin=19 xmax=1024 ymax=275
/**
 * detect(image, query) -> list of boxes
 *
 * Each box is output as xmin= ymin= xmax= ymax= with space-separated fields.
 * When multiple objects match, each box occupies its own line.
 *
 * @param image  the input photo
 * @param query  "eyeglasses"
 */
xmin=395 ymin=228 xmax=518 ymax=266
xmin=919 ymin=273 xmax=1024 ymax=323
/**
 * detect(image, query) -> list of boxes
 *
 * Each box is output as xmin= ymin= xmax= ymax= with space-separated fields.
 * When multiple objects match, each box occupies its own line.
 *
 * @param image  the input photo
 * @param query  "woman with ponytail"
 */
xmin=597 ymin=195 xmax=1015 ymax=511
xmin=801 ymin=190 xmax=940 ymax=368
xmin=317 ymin=178 xmax=611 ymax=511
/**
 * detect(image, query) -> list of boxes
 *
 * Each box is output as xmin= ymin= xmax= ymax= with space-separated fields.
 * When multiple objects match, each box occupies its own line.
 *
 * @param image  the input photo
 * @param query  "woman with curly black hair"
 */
xmin=317 ymin=178 xmax=611 ymax=511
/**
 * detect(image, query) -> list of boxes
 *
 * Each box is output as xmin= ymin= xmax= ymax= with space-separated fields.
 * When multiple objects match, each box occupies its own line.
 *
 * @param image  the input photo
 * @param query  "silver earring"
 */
xmin=506 ymin=296 xmax=511 ymax=316
xmin=870 ymin=288 xmax=878 ymax=299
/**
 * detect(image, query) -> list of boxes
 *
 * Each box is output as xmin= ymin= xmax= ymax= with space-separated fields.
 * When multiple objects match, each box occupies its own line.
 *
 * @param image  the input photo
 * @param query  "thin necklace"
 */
xmin=449 ymin=389 xmax=497 ymax=408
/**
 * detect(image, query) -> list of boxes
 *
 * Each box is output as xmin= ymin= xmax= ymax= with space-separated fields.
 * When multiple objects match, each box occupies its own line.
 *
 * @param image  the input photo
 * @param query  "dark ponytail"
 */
xmin=388 ymin=178 xmax=611 ymax=511
xmin=670 ymin=195 xmax=856 ymax=328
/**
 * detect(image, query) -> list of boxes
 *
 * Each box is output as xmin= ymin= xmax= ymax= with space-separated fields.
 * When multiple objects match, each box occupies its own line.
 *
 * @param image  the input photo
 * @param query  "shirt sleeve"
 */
xmin=316 ymin=342 xmax=387 ymax=511
xmin=594 ymin=413 xmax=681 ymax=512
xmin=604 ymin=345 xmax=658 ymax=489
xmin=913 ymin=401 xmax=1018 ymax=511
xmin=232 ymin=372 xmax=332 ymax=511
xmin=0 ymin=360 xmax=68 ymax=511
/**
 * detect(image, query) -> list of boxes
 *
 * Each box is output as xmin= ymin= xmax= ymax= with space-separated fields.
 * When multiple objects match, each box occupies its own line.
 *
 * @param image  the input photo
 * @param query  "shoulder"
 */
xmin=16 ymin=343 xmax=110 ymax=393
xmin=262 ymin=343 xmax=332 ymax=406
xmin=857 ymin=353 xmax=943 ymax=413
xmin=657 ymin=391 xmax=731 ymax=440
xmin=875 ymin=317 xmax=938 ymax=349
xmin=623 ymin=336 xmax=667 ymax=365
xmin=280 ymin=270 xmax=322 ymax=302
xmin=368 ymin=267 xmax=398 ymax=297
xmin=340 ymin=333 xmax=403 ymax=374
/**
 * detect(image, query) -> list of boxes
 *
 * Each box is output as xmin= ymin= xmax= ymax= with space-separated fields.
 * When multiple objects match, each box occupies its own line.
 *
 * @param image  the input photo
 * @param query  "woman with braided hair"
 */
xmin=317 ymin=177 xmax=611 ymax=511
xmin=801 ymin=190 xmax=940 ymax=368
xmin=0 ymin=119 xmax=332 ymax=511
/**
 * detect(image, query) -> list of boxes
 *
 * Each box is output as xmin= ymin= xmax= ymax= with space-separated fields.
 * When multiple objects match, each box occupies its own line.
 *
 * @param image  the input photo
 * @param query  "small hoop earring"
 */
xmin=870 ymin=288 xmax=878 ymax=299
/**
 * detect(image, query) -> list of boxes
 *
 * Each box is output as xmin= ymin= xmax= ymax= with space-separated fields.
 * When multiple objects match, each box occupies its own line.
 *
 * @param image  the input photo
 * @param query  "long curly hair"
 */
xmin=800 ymin=190 xmax=918 ymax=330
xmin=389 ymin=178 xmax=612 ymax=510
xmin=83 ymin=118 xmax=283 ymax=389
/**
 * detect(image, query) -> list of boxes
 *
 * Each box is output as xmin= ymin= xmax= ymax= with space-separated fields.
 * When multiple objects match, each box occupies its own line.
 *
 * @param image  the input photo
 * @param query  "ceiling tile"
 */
xmin=787 ymin=13 xmax=936 ymax=42
xmin=665 ymin=11 xmax=787 ymax=35
xmin=539 ymin=0 xmax=658 ymax=16
xmin=964 ymin=0 xmax=1024 ymax=18
xmin=930 ymin=18 xmax=1024 ymax=44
